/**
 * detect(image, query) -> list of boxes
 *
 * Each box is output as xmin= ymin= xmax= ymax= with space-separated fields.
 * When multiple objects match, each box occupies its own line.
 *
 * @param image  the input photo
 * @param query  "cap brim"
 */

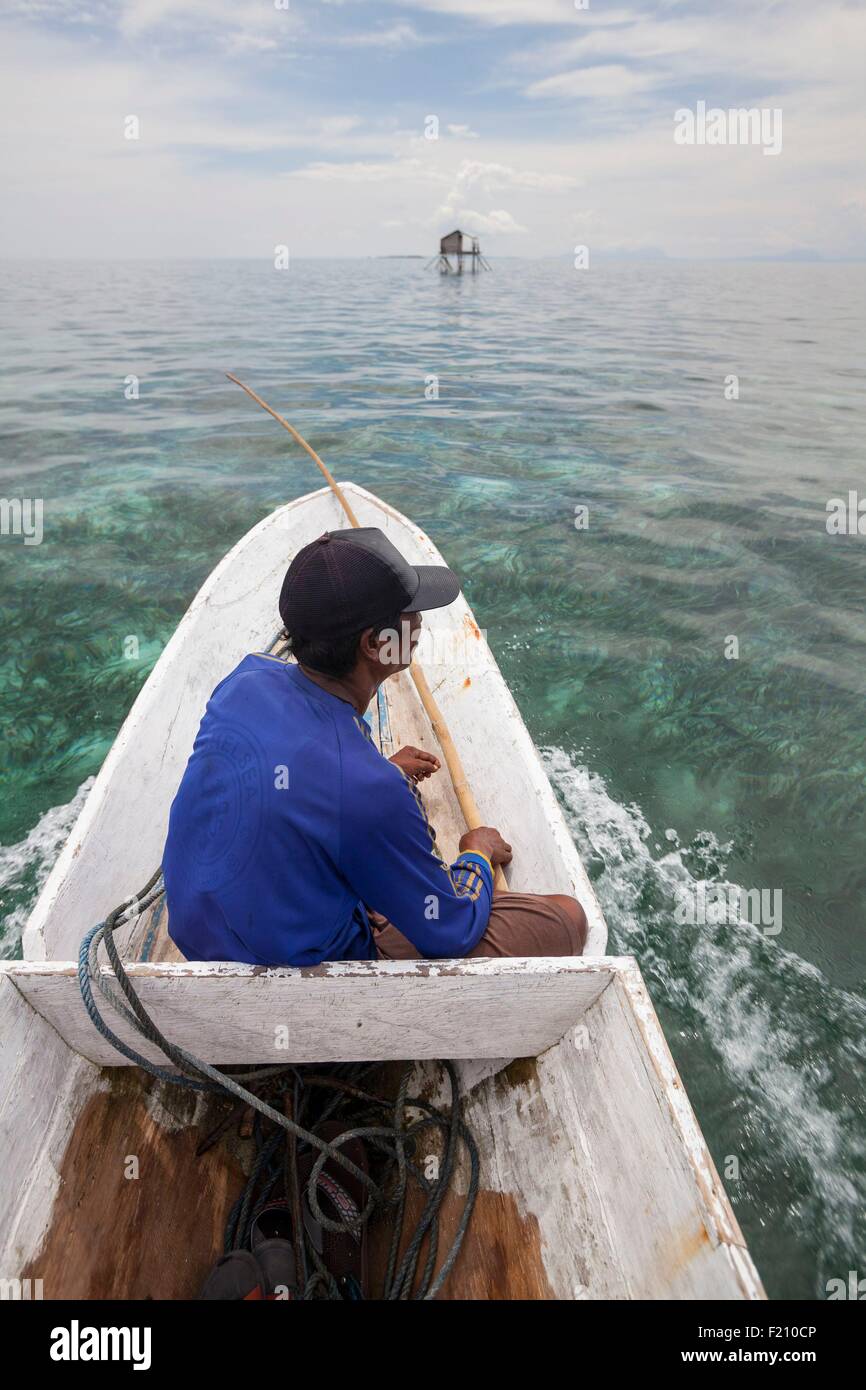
xmin=405 ymin=564 xmax=461 ymax=613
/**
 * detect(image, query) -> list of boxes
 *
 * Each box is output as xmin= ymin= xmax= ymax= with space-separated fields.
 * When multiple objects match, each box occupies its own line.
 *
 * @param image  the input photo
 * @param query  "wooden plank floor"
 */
xmin=22 ymin=1069 xmax=246 ymax=1300
xmin=22 ymin=1061 xmax=553 ymax=1300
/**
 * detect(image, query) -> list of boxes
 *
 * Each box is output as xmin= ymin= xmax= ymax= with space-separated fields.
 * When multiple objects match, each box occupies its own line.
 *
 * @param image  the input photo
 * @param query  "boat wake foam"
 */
xmin=0 ymin=779 xmax=94 ymax=959
xmin=542 ymin=745 xmax=866 ymax=1298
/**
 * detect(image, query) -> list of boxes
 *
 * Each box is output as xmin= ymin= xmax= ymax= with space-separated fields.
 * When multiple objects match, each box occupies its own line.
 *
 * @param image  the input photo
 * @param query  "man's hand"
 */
xmin=390 ymin=746 xmax=441 ymax=782
xmin=459 ymin=826 xmax=513 ymax=869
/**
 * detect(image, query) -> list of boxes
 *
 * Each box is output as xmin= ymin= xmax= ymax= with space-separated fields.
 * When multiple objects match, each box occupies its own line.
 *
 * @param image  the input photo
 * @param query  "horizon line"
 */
xmin=0 ymin=253 xmax=863 ymax=264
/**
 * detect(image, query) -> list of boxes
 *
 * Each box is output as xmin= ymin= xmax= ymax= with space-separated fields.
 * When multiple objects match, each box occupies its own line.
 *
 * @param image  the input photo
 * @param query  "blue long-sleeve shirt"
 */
xmin=162 ymin=654 xmax=494 ymax=965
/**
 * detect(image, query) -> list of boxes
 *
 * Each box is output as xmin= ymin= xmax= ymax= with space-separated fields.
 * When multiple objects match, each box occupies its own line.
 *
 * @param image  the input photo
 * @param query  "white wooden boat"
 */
xmin=0 ymin=483 xmax=764 ymax=1300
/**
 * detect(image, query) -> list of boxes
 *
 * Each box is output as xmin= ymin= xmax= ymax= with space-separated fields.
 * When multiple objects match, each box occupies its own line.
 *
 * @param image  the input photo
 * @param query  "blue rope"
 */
xmin=78 ymin=915 xmax=214 ymax=1090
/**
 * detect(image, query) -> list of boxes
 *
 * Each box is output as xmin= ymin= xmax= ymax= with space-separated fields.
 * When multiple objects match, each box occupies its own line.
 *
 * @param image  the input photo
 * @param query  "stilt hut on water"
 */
xmin=428 ymin=229 xmax=491 ymax=274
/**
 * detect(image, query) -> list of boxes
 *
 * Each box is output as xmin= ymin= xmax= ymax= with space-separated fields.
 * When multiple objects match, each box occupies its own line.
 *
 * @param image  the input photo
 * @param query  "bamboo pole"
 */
xmin=226 ymin=373 xmax=361 ymax=527
xmin=226 ymin=372 xmax=507 ymax=889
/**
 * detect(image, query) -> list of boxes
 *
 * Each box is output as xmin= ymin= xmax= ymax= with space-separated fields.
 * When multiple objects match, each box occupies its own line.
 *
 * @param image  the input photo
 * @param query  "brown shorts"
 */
xmin=373 ymin=892 xmax=586 ymax=961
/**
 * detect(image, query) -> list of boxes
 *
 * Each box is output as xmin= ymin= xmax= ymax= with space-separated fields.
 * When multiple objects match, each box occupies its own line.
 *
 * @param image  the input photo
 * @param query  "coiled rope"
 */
xmin=78 ymin=873 xmax=479 ymax=1299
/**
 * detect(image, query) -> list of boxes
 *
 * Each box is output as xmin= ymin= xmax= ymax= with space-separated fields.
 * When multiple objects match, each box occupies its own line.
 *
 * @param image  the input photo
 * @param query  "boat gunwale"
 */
xmin=2 ymin=952 xmax=625 ymax=981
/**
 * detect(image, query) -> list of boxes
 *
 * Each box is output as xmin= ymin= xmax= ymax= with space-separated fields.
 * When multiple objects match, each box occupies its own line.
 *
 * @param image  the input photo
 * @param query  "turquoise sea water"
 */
xmin=0 ymin=258 xmax=864 ymax=1298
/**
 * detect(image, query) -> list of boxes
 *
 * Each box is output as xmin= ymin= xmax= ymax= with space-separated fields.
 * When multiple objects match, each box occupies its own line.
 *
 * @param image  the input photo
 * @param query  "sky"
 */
xmin=1 ymin=0 xmax=864 ymax=259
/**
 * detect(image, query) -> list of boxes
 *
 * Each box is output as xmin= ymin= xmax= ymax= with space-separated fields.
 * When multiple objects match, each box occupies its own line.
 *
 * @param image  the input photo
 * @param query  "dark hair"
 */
xmin=285 ymin=612 xmax=404 ymax=679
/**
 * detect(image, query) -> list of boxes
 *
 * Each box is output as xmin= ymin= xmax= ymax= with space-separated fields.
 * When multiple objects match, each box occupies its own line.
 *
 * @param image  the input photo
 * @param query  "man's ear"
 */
xmin=357 ymin=626 xmax=379 ymax=662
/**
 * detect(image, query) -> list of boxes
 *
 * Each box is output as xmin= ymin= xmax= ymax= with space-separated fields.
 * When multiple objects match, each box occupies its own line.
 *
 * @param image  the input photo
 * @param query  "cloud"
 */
xmin=439 ymin=206 xmax=527 ymax=235
xmin=288 ymin=157 xmax=440 ymax=184
xmin=515 ymin=2 xmax=866 ymax=98
xmin=384 ymin=0 xmax=593 ymax=25
xmin=526 ymin=63 xmax=658 ymax=101
xmin=336 ymin=22 xmax=427 ymax=49
xmin=1 ymin=2 xmax=864 ymax=259
xmin=221 ymin=32 xmax=279 ymax=56
xmin=433 ymin=159 xmax=575 ymax=237
xmin=118 ymin=0 xmax=292 ymax=40
xmin=318 ymin=116 xmax=364 ymax=138
xmin=442 ymin=158 xmax=580 ymax=198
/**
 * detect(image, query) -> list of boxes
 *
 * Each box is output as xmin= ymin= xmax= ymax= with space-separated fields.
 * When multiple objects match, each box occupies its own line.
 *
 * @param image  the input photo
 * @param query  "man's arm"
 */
xmin=339 ymin=763 xmax=509 ymax=958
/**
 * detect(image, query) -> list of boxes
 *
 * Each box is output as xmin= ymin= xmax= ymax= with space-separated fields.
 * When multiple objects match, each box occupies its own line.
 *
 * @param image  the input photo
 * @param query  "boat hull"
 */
xmin=23 ymin=483 xmax=607 ymax=963
xmin=0 ymin=484 xmax=765 ymax=1300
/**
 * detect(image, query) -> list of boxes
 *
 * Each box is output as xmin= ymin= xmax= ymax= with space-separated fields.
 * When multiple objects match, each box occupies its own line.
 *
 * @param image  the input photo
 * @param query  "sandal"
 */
xmin=298 ymin=1121 xmax=370 ymax=1298
xmin=199 ymin=1223 xmax=298 ymax=1301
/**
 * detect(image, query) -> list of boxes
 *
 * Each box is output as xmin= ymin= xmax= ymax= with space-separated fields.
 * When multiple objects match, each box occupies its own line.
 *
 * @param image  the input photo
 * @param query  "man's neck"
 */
xmin=297 ymin=663 xmax=380 ymax=715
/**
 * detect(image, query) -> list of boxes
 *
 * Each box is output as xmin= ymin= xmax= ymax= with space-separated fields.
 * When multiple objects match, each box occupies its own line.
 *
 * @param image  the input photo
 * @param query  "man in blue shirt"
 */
xmin=163 ymin=527 xmax=586 ymax=965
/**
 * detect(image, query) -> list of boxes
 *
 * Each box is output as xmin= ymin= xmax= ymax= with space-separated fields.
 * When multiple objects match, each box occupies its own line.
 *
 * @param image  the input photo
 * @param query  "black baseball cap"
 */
xmin=279 ymin=527 xmax=461 ymax=640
